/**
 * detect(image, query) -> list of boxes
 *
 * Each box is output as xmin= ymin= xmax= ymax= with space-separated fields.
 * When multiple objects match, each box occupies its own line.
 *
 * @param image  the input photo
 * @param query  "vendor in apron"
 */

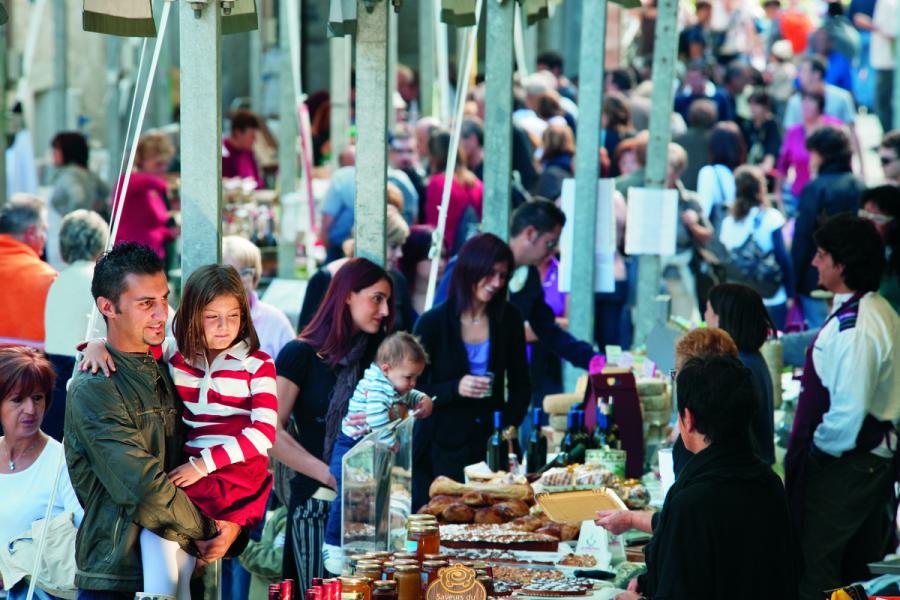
xmin=784 ymin=215 xmax=900 ymax=600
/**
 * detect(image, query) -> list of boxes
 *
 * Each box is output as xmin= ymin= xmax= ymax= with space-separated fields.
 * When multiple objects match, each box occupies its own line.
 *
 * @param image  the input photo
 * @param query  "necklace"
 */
xmin=2 ymin=435 xmax=41 ymax=472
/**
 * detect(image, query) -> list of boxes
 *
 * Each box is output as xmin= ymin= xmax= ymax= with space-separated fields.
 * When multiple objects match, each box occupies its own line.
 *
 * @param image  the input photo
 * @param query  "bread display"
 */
xmin=557 ymin=554 xmax=598 ymax=567
xmin=439 ymin=524 xmax=560 ymax=551
xmin=441 ymin=502 xmax=476 ymax=523
xmin=473 ymin=506 xmax=507 ymax=524
xmin=461 ymin=490 xmax=492 ymax=507
xmin=493 ymin=499 xmax=530 ymax=519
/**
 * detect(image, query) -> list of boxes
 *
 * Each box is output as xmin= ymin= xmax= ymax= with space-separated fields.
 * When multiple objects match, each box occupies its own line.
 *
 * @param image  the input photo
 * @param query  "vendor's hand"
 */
xmin=344 ymin=411 xmax=370 ymax=435
xmin=318 ymin=462 xmax=337 ymax=490
xmin=414 ymin=395 xmax=433 ymax=419
xmin=79 ymin=339 xmax=116 ymax=376
xmin=197 ymin=520 xmax=241 ymax=562
xmin=628 ymin=578 xmax=640 ymax=593
xmin=595 ymin=509 xmax=633 ymax=535
xmin=615 ymin=589 xmax=641 ymax=599
xmin=169 ymin=460 xmax=207 ymax=488
xmin=459 ymin=375 xmax=491 ymax=398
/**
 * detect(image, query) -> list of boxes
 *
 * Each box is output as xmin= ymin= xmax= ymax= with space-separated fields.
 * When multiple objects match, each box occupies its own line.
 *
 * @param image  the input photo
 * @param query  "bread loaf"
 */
xmin=428 ymin=476 xmax=534 ymax=501
xmin=493 ymin=499 xmax=530 ymax=519
xmin=461 ymin=491 xmax=491 ymax=507
xmin=442 ymin=503 xmax=476 ymax=523
xmin=419 ymin=494 xmax=459 ymax=515
xmin=473 ymin=506 xmax=507 ymax=524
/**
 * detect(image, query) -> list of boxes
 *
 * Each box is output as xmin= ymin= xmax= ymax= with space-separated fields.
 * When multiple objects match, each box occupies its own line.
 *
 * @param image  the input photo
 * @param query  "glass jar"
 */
xmin=381 ymin=562 xmax=396 ymax=581
xmin=395 ymin=565 xmax=421 ymax=600
xmin=393 ymin=552 xmax=418 ymax=562
xmin=349 ymin=555 xmax=371 ymax=574
xmin=372 ymin=581 xmax=398 ymax=600
xmin=393 ymin=559 xmax=419 ymax=567
xmin=373 ymin=551 xmax=392 ymax=562
xmin=339 ymin=578 xmax=371 ymax=600
xmin=422 ymin=554 xmax=445 ymax=563
xmin=407 ymin=525 xmax=440 ymax=563
xmin=476 ymin=576 xmax=493 ymax=597
xmin=356 ymin=562 xmax=383 ymax=582
xmin=421 ymin=560 xmax=448 ymax=593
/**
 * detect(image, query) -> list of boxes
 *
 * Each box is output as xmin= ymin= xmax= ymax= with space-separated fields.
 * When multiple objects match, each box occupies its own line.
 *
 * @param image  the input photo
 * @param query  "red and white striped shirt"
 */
xmin=163 ymin=339 xmax=278 ymax=474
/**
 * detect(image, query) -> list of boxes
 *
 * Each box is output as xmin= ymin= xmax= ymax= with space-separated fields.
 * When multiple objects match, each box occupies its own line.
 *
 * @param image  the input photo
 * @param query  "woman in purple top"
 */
xmin=774 ymin=91 xmax=843 ymax=214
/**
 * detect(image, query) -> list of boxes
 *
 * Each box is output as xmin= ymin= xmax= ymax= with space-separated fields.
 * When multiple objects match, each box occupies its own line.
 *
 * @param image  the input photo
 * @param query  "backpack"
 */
xmin=700 ymin=212 xmax=783 ymax=298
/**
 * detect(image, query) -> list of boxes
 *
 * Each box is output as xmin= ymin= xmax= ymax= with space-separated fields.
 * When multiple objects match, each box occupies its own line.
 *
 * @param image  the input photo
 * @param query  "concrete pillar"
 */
xmin=634 ymin=0 xmax=679 ymax=346
xmin=354 ymin=0 xmax=389 ymax=266
xmin=565 ymin=0 xmax=608 ymax=389
xmin=179 ymin=1 xmax=224 ymax=280
xmin=482 ymin=0 xmax=515 ymax=241
xmin=388 ymin=7 xmax=398 ymax=129
xmin=278 ymin=0 xmax=299 ymax=279
xmin=329 ymin=35 xmax=352 ymax=169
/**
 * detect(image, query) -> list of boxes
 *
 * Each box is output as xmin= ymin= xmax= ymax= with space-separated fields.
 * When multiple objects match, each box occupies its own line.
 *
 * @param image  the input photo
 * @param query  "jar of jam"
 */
xmin=421 ymin=560 xmax=448 ymax=592
xmin=381 ymin=561 xmax=396 ymax=580
xmin=339 ymin=577 xmax=371 ymax=600
xmin=422 ymin=554 xmax=445 ymax=562
xmin=373 ymin=551 xmax=392 ymax=561
xmin=349 ymin=555 xmax=371 ymax=574
xmin=476 ymin=576 xmax=493 ymax=597
xmin=372 ymin=580 xmax=398 ymax=600
xmin=395 ymin=564 xmax=421 ymax=600
xmin=407 ymin=525 xmax=440 ymax=563
xmin=393 ymin=552 xmax=418 ymax=562
xmin=393 ymin=559 xmax=419 ymax=567
xmin=356 ymin=561 xmax=383 ymax=582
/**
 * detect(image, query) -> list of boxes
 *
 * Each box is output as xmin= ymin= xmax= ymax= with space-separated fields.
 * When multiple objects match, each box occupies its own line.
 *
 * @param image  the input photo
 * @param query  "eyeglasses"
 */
xmin=858 ymin=209 xmax=895 ymax=226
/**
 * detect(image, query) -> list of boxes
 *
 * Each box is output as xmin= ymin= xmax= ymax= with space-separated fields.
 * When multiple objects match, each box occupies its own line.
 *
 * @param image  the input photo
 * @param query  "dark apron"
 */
xmin=784 ymin=294 xmax=861 ymax=530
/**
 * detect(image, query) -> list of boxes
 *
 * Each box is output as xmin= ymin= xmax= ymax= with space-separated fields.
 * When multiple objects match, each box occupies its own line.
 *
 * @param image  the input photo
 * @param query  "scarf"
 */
xmin=322 ymin=334 xmax=370 ymax=463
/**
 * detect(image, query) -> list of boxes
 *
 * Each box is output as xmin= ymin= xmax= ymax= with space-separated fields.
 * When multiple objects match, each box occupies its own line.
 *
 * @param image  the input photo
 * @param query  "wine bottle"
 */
xmin=559 ymin=411 xmax=576 ymax=456
xmin=592 ymin=406 xmax=608 ymax=450
xmin=574 ymin=410 xmax=591 ymax=449
xmin=526 ymin=408 xmax=547 ymax=472
xmin=486 ymin=411 xmax=505 ymax=471
xmin=607 ymin=398 xmax=621 ymax=450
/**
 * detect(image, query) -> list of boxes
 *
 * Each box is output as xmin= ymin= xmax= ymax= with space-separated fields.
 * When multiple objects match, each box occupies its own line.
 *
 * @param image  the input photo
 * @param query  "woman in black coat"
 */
xmin=412 ymin=234 xmax=531 ymax=509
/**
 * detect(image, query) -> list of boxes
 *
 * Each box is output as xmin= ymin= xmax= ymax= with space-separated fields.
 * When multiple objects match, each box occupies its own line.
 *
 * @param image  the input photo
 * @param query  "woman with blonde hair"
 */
xmin=537 ymin=124 xmax=576 ymax=201
xmin=717 ymin=164 xmax=794 ymax=329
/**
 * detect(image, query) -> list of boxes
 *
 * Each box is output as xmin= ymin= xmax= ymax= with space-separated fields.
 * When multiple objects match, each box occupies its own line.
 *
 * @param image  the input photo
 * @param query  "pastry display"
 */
xmin=492 ymin=566 xmax=565 ymax=586
xmin=556 ymin=554 xmax=598 ymax=568
xmin=439 ymin=524 xmax=560 ymax=551
xmin=518 ymin=578 xmax=595 ymax=596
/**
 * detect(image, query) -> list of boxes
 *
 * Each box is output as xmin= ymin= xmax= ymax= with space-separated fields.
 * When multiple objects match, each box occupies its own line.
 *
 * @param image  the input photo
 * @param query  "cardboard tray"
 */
xmin=535 ymin=489 xmax=627 ymax=525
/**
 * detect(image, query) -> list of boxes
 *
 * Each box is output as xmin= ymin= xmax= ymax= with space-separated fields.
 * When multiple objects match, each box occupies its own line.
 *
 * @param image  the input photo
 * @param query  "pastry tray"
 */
xmin=535 ymin=489 xmax=627 ymax=524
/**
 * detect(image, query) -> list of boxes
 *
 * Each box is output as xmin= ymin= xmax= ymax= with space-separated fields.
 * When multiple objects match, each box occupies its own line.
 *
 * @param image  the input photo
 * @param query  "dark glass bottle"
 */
xmin=574 ymin=410 xmax=590 ymax=448
xmin=486 ymin=411 xmax=505 ymax=471
xmin=559 ymin=411 xmax=576 ymax=456
xmin=606 ymin=398 xmax=621 ymax=450
xmin=525 ymin=408 xmax=547 ymax=472
xmin=592 ymin=407 xmax=608 ymax=449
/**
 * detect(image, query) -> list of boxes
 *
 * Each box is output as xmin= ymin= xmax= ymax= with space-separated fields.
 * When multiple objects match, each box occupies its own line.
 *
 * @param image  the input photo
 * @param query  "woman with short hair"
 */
xmin=0 ymin=346 xmax=83 ymax=600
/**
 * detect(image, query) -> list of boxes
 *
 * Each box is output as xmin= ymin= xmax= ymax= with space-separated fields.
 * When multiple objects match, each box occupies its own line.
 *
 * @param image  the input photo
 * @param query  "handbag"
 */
xmin=272 ymin=416 xmax=301 ymax=508
xmin=0 ymin=512 xmax=78 ymax=599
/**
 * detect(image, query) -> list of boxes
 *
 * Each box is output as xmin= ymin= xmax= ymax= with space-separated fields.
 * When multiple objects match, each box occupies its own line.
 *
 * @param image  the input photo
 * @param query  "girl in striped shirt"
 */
xmin=322 ymin=332 xmax=433 ymax=564
xmin=82 ymin=264 xmax=278 ymax=599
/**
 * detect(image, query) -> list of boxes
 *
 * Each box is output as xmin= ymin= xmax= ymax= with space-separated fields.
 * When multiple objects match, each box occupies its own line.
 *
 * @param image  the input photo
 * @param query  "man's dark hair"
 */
xmin=607 ymin=68 xmax=634 ymax=93
xmin=52 ymin=132 xmax=90 ymax=168
xmin=230 ymin=109 xmax=260 ymax=133
xmin=510 ymin=198 xmax=566 ymax=238
xmin=707 ymin=284 xmax=773 ymax=353
xmin=536 ymin=50 xmax=564 ymax=73
xmin=460 ymin=118 xmax=484 ymax=147
xmin=687 ymin=98 xmax=718 ymax=128
xmin=91 ymin=242 xmax=165 ymax=315
xmin=676 ymin=353 xmax=756 ymax=444
xmin=747 ymin=89 xmax=772 ymax=110
xmin=881 ymin=129 xmax=900 ymax=156
xmin=723 ymin=62 xmax=746 ymax=86
xmin=861 ymin=185 xmax=900 ymax=276
xmin=806 ymin=124 xmax=851 ymax=167
xmin=685 ymin=60 xmax=710 ymax=77
xmin=813 ymin=214 xmax=886 ymax=292
xmin=802 ymin=54 xmax=828 ymax=79
xmin=707 ymin=121 xmax=747 ymax=169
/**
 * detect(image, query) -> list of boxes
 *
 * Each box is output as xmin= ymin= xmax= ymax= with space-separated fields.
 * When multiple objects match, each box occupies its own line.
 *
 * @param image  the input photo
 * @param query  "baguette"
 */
xmin=428 ymin=476 xmax=534 ymax=501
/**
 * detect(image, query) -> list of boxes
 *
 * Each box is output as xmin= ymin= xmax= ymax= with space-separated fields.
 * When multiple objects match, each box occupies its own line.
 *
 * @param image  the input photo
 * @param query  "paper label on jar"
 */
xmin=585 ymin=449 xmax=604 ymax=465
xmin=599 ymin=449 xmax=627 ymax=480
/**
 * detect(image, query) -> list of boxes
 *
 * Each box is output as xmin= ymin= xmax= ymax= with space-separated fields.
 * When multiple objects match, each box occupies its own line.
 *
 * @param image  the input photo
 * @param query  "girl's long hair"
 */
xmin=300 ymin=257 xmax=395 ymax=365
xmin=448 ymin=233 xmax=515 ymax=319
xmin=174 ymin=264 xmax=260 ymax=360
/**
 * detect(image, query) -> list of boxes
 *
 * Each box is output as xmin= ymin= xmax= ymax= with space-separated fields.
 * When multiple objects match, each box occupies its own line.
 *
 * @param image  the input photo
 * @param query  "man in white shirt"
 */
xmin=859 ymin=0 xmax=897 ymax=131
xmin=785 ymin=214 xmax=900 ymax=600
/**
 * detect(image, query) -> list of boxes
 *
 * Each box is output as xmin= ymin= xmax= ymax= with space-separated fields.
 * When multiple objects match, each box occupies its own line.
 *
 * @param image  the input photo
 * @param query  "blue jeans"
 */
xmin=324 ymin=433 xmax=360 ymax=546
xmin=8 ymin=582 xmax=60 ymax=600
xmin=799 ymin=295 xmax=830 ymax=330
xmin=221 ymin=557 xmax=251 ymax=600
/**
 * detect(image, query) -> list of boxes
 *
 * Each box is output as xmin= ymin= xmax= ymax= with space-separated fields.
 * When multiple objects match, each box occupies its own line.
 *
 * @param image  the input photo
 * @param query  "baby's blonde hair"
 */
xmin=376 ymin=332 xmax=429 ymax=367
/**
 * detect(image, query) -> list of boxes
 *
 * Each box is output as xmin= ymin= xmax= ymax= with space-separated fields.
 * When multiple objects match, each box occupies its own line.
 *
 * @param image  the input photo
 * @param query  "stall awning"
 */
xmin=442 ymin=0 xmax=636 ymax=26
xmin=83 ymin=0 xmax=258 ymax=37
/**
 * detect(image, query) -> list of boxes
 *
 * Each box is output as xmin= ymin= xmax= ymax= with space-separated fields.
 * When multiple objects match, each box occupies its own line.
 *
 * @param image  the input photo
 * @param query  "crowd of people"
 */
xmin=1 ymin=0 xmax=900 ymax=598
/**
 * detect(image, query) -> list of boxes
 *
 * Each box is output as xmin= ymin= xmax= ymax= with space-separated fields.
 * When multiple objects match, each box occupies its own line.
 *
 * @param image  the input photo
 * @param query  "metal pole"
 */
xmin=388 ymin=6 xmax=398 ymax=129
xmin=105 ymin=37 xmax=123 ymax=185
xmin=634 ymin=0 xmax=678 ymax=346
xmin=565 ymin=0 xmax=607 ymax=389
xmin=180 ymin=1 xmax=223 ymax=281
xmin=278 ymin=0 xmax=299 ymax=279
xmin=153 ymin=0 xmax=172 ymax=129
xmin=354 ymin=0 xmax=389 ymax=266
xmin=330 ymin=35 xmax=352 ymax=169
xmin=894 ymin=9 xmax=900 ymax=128
xmin=52 ymin=0 xmax=68 ymax=131
xmin=418 ymin=0 xmax=436 ymax=117
xmin=250 ymin=23 xmax=263 ymax=113
xmin=483 ymin=0 xmax=515 ymax=241
xmin=0 ymin=14 xmax=7 ymax=206
xmin=434 ymin=0 xmax=451 ymax=123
